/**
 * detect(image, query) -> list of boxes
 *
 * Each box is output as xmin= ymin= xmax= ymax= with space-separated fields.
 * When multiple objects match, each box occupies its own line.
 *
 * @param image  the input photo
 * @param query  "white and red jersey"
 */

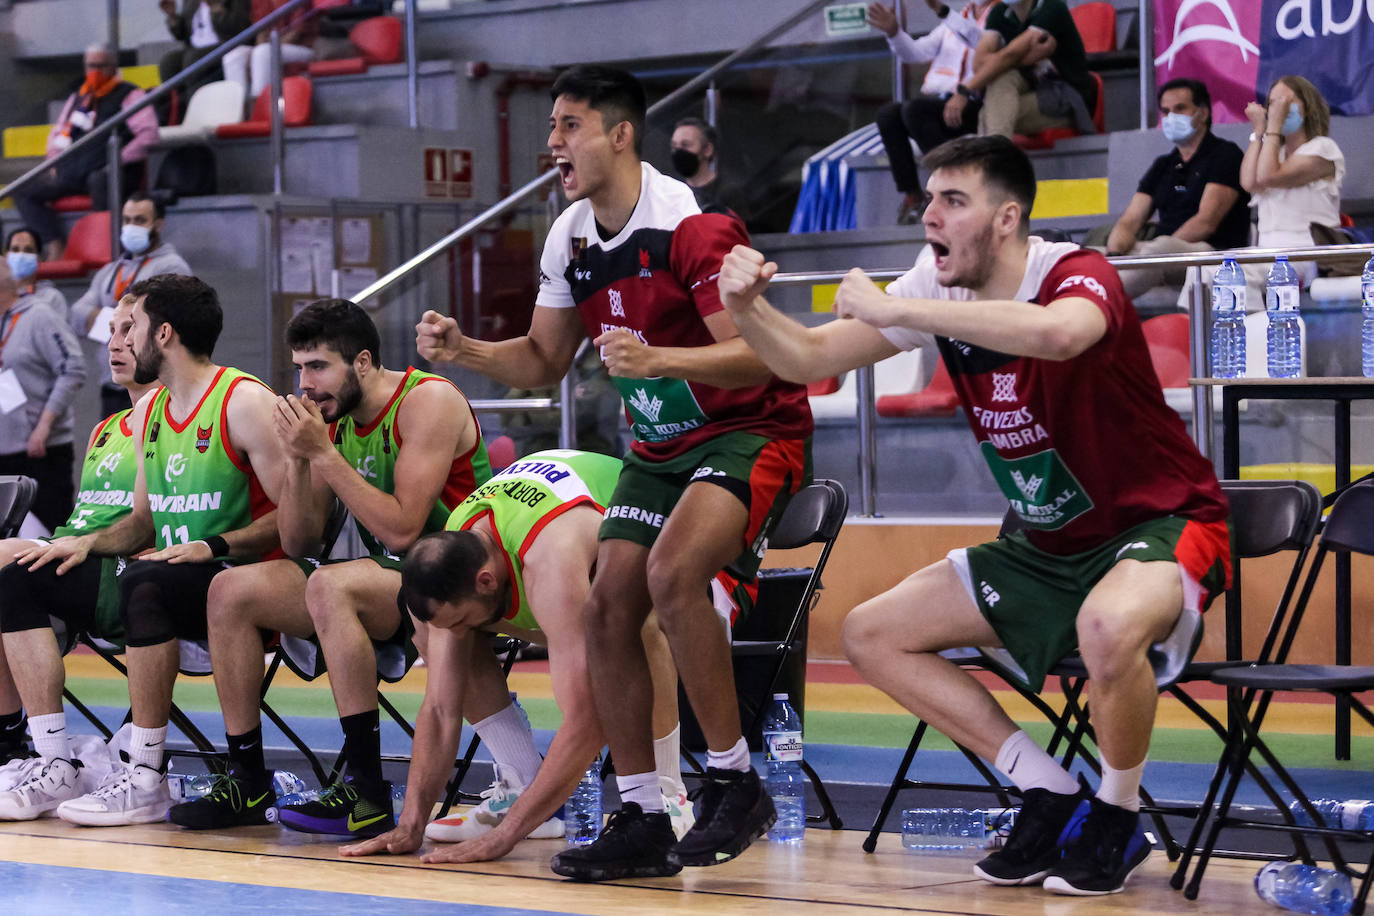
xmin=881 ymin=239 xmax=1228 ymax=555
xmin=537 ymin=162 xmax=813 ymax=461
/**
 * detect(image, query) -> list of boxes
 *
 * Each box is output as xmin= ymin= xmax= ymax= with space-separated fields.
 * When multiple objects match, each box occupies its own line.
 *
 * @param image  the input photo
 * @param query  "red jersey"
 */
xmin=536 ymin=163 xmax=812 ymax=461
xmin=883 ymin=239 xmax=1228 ymax=554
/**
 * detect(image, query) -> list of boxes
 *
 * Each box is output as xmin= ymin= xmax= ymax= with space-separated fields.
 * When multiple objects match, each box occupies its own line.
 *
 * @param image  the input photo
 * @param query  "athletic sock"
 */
xmin=653 ymin=724 xmax=685 ymax=795
xmin=473 ymin=702 xmax=542 ymax=789
xmin=129 ymin=725 xmax=167 ymax=771
xmin=993 ymin=730 xmax=1079 ymax=796
xmin=0 ymin=709 xmax=28 ymax=749
xmin=226 ymin=725 xmax=268 ymax=784
xmin=705 ymin=736 xmax=750 ymax=773
xmin=339 ymin=710 xmax=383 ymax=792
xmin=1097 ymin=758 xmax=1146 ymax=812
xmin=616 ymin=772 xmax=663 ymax=813
xmin=30 ymin=713 xmax=69 ymax=762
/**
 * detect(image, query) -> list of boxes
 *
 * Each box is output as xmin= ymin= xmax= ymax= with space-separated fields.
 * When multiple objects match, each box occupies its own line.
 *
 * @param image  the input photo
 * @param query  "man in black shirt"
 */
xmin=1105 ymin=78 xmax=1249 ymax=299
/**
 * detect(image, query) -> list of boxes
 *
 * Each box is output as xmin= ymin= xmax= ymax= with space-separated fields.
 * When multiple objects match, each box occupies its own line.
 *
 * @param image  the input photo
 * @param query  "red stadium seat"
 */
xmin=1013 ymin=71 xmax=1105 ymax=151
xmin=310 ymin=16 xmax=403 ymax=76
xmin=1142 ymin=314 xmax=1192 ymax=389
xmin=1070 ymin=1 xmax=1117 ymax=54
xmin=35 ymin=210 xmax=111 ymax=279
xmin=875 ymin=356 xmax=960 ymax=417
xmin=215 ymin=76 xmax=313 ymax=139
xmin=52 ymin=195 xmax=94 ymax=213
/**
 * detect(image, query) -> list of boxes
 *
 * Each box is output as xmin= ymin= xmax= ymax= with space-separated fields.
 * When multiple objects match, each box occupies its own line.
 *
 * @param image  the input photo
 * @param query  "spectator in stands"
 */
xmin=867 ymin=0 xmax=995 ymax=223
xmin=5 ymin=229 xmax=68 ymax=320
xmin=1242 ymin=75 xmax=1345 ymax=290
xmin=0 ymin=260 xmax=86 ymax=537
xmin=953 ymin=0 xmax=1095 ymax=141
xmin=1103 ymin=78 xmax=1249 ymax=300
xmin=222 ymin=0 xmax=318 ymax=102
xmin=670 ymin=118 xmax=739 ymax=219
xmin=11 ymin=44 xmax=160 ymax=262
xmin=70 ymin=193 xmax=191 ymax=419
xmin=158 ymin=0 xmax=252 ymax=94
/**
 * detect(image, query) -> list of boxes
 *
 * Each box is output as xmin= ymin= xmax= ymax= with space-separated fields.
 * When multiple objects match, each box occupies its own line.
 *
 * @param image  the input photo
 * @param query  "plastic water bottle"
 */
xmin=1265 ymin=256 xmax=1301 ymax=378
xmin=1255 ymin=861 xmax=1354 ymax=915
xmin=391 ymin=783 xmax=407 ymax=819
xmin=1288 ymin=798 xmax=1374 ymax=830
xmin=1211 ymin=257 xmax=1247 ymax=378
xmin=1360 ymin=253 xmax=1374 ymax=378
xmin=763 ymin=693 xmax=805 ymax=844
xmin=901 ymin=807 xmax=1017 ymax=851
xmin=272 ymin=770 xmax=305 ymax=798
xmin=167 ymin=772 xmax=216 ymax=802
xmin=565 ymin=755 xmax=602 ymax=846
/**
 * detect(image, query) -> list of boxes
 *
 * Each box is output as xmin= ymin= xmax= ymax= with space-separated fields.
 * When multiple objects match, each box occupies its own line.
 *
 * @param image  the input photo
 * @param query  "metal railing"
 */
xmin=770 ymin=242 xmax=1374 ymax=516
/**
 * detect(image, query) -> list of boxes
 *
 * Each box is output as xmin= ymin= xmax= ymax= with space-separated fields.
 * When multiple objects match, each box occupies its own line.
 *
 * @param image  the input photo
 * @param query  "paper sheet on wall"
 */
xmin=280 ymin=216 xmax=334 ymax=294
xmin=338 ymin=266 xmax=378 ymax=300
xmin=341 ymin=218 xmax=371 ymax=264
xmin=281 ymin=249 xmax=314 ymax=294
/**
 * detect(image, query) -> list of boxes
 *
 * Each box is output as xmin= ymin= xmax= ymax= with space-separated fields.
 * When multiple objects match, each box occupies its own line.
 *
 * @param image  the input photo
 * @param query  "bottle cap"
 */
xmin=773 ymin=693 xmax=788 ymax=700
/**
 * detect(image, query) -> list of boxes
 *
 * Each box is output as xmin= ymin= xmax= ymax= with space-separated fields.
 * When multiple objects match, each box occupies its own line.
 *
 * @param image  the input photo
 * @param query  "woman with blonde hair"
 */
xmin=1241 ymin=74 xmax=1344 ymax=287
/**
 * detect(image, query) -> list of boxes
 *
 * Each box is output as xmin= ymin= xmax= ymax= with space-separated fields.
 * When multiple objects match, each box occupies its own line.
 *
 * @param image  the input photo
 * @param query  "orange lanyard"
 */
xmin=0 ymin=311 xmax=24 ymax=370
xmin=112 ymin=257 xmax=149 ymax=301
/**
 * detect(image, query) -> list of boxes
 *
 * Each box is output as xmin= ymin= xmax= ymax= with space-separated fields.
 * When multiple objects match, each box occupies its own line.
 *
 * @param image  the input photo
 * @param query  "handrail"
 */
xmin=0 ymin=0 xmax=313 ymax=202
xmin=349 ymin=0 xmax=836 ymax=306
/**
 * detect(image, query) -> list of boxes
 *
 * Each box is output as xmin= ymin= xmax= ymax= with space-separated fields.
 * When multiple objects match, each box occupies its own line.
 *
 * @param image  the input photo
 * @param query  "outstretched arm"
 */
xmin=416 ymin=305 xmax=585 ymax=389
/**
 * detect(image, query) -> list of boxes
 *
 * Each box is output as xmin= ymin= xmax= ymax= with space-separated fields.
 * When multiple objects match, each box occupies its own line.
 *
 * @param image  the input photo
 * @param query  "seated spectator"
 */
xmin=222 ymin=0 xmax=318 ymax=101
xmin=669 ymin=118 xmax=741 ymax=219
xmin=0 ymin=260 xmax=86 ymax=538
xmin=157 ymin=0 xmax=252 ymax=94
xmin=867 ymin=0 xmax=995 ymax=223
xmin=1104 ymin=78 xmax=1249 ymax=301
xmin=69 ymin=193 xmax=191 ymax=418
xmin=959 ymin=0 xmax=1095 ymax=141
xmin=1242 ymin=75 xmax=1344 ymax=289
xmin=11 ymin=44 xmax=159 ymax=262
xmin=5 ymin=229 xmax=68 ymax=321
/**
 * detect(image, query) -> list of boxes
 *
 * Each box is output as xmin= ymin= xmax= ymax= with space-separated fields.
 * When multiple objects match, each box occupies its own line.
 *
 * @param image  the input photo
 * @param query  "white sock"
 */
xmin=30 ymin=713 xmax=70 ymax=762
xmin=653 ymin=724 xmax=684 ymax=796
xmin=473 ymin=702 xmax=542 ymax=789
xmin=128 ymin=725 xmax=167 ymax=770
xmin=1097 ymin=758 xmax=1146 ymax=812
xmin=705 ymin=736 xmax=750 ymax=773
xmin=993 ymin=730 xmax=1079 ymax=796
xmin=616 ymin=772 xmax=663 ymax=813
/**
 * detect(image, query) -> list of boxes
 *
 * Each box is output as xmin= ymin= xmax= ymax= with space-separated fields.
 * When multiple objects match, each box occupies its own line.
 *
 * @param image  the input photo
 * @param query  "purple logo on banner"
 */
xmin=1257 ymin=2 xmax=1374 ymax=117
xmin=1152 ymin=0 xmax=1261 ymax=124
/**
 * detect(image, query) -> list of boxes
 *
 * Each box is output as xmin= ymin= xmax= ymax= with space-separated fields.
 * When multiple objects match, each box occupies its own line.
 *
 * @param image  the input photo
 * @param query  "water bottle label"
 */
xmin=767 ymin=731 xmax=803 ymax=762
xmin=1267 ymin=286 xmax=1299 ymax=312
xmin=1339 ymin=800 xmax=1372 ymax=830
xmin=1211 ymin=285 xmax=1243 ymax=313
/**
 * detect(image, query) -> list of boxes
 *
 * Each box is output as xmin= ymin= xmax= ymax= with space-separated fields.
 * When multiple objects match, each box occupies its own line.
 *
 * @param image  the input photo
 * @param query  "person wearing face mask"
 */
xmin=10 ymin=44 xmax=160 ymax=263
xmin=69 ymin=193 xmax=191 ymax=419
xmin=0 ymin=259 xmax=86 ymax=538
xmin=1241 ymin=75 xmax=1344 ymax=291
xmin=4 ymin=229 xmax=68 ymax=321
xmin=1103 ymin=78 xmax=1249 ymax=300
xmin=669 ymin=118 xmax=740 ymax=220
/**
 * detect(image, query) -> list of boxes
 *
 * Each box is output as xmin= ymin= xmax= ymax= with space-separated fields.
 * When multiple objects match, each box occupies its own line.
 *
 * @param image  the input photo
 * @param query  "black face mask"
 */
xmin=671 ymin=148 xmax=701 ymax=178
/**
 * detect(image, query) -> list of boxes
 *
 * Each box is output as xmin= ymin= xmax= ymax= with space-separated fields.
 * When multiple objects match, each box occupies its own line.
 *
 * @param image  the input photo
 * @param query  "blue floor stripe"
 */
xmin=0 ymin=861 xmax=570 ymax=915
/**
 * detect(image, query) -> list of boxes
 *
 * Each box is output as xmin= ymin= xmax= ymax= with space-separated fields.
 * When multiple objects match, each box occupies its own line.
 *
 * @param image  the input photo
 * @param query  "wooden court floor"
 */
xmin=0 ymin=815 xmax=1275 ymax=914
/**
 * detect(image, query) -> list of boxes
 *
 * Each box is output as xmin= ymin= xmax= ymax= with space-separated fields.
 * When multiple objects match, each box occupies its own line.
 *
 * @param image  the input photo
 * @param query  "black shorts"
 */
xmin=118 ymin=558 xmax=234 ymax=646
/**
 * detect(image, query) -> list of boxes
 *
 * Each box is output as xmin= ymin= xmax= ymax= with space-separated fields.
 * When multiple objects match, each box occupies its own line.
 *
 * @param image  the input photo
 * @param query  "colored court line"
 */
xmin=0 ymin=860 xmax=569 ymax=916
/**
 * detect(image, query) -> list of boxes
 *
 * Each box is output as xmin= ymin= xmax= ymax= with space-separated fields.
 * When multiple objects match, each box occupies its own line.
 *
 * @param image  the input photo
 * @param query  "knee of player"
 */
xmin=642 ymin=553 xmax=698 ymax=611
xmin=1074 ymin=607 xmax=1144 ymax=680
xmin=303 ymin=568 xmax=353 ymax=624
xmin=205 ymin=568 xmax=252 ymax=626
xmin=841 ymin=604 xmax=884 ymax=665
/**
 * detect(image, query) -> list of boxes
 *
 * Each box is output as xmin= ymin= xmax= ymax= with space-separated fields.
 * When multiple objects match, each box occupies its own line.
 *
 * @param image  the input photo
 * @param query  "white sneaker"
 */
xmin=0 ymin=753 xmax=44 ymax=793
xmin=661 ymin=776 xmax=695 ymax=840
xmin=57 ymin=762 xmax=171 ymax=826
xmin=0 ymin=758 xmax=83 ymax=820
xmin=424 ymin=765 xmax=563 ymax=843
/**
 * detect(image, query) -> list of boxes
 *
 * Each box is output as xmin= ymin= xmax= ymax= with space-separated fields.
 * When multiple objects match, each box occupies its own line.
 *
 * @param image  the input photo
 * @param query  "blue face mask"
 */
xmin=120 ymin=224 xmax=151 ymax=256
xmin=1161 ymin=111 xmax=1196 ymax=144
xmin=5 ymin=251 xmax=38 ymax=281
xmin=1281 ymin=103 xmax=1303 ymax=136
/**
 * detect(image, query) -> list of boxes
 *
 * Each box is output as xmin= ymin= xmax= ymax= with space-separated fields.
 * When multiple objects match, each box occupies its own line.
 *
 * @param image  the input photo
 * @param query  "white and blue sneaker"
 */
xmin=0 ymin=757 xmax=83 ymax=820
xmin=424 ymin=764 xmax=563 ymax=842
xmin=57 ymin=762 xmax=171 ymax=827
xmin=1043 ymin=796 xmax=1152 ymax=895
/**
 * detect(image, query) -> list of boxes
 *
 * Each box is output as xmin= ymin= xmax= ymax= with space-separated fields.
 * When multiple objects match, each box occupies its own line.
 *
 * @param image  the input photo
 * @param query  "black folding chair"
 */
xmin=1180 ymin=481 xmax=1374 ymax=914
xmin=864 ymin=480 xmax=1322 ymax=856
xmin=679 ymin=478 xmax=848 ymax=829
xmin=0 ymin=476 xmax=37 ymax=537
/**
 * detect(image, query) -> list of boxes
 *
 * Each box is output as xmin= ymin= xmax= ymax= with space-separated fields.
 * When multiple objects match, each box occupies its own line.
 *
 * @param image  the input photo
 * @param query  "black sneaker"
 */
xmin=169 ymin=765 xmax=277 ymax=829
xmin=549 ymin=803 xmax=682 ymax=882
xmin=278 ymin=776 xmax=394 ymax=838
xmin=1042 ymin=796 xmax=1151 ymax=895
xmin=973 ymin=783 xmax=1091 ymax=885
xmin=667 ymin=767 xmax=775 ymax=868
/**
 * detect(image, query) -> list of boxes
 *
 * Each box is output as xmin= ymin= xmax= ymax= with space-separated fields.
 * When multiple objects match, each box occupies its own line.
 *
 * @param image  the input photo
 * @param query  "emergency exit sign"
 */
xmin=824 ymin=3 xmax=868 ymax=36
